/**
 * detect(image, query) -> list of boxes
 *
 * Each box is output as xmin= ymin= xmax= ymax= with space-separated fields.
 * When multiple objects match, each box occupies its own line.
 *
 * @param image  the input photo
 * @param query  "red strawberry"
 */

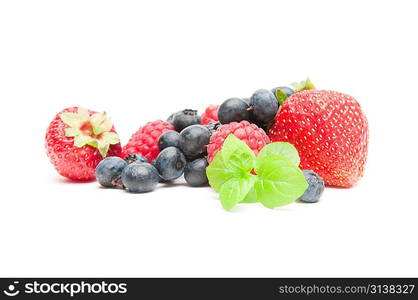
xmin=45 ymin=107 xmax=122 ymax=181
xmin=123 ymin=120 xmax=174 ymax=162
xmin=207 ymin=121 xmax=270 ymax=163
xmin=201 ymin=104 xmax=219 ymax=125
xmin=269 ymin=88 xmax=368 ymax=187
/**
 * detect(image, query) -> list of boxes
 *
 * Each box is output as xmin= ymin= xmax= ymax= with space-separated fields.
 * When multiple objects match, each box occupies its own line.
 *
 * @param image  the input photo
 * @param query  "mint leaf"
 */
xmin=220 ymin=134 xmax=254 ymax=162
xmin=206 ymin=134 xmax=308 ymax=211
xmin=206 ymin=134 xmax=255 ymax=192
xmin=257 ymin=142 xmax=300 ymax=166
xmin=254 ymin=154 xmax=308 ymax=209
xmin=220 ymin=175 xmax=257 ymax=210
xmin=241 ymin=187 xmax=258 ymax=203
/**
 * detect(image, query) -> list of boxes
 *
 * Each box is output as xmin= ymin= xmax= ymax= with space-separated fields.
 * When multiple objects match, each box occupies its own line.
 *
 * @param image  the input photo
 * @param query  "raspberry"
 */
xmin=123 ymin=120 xmax=174 ymax=162
xmin=207 ymin=121 xmax=270 ymax=163
xmin=201 ymin=104 xmax=219 ymax=125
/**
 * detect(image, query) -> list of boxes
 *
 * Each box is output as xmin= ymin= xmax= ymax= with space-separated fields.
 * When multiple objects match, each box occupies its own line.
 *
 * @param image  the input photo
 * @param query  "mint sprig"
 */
xmin=206 ymin=135 xmax=308 ymax=211
xmin=206 ymin=135 xmax=255 ymax=192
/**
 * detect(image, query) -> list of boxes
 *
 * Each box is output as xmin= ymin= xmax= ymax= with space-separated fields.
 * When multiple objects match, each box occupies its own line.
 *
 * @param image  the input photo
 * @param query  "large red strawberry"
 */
xmin=269 ymin=84 xmax=368 ymax=187
xmin=123 ymin=120 xmax=174 ymax=162
xmin=45 ymin=107 xmax=122 ymax=181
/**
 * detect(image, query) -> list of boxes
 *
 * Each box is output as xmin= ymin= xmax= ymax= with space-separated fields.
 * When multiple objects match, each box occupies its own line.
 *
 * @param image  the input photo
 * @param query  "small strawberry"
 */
xmin=123 ymin=120 xmax=174 ymax=162
xmin=268 ymin=80 xmax=368 ymax=187
xmin=45 ymin=107 xmax=122 ymax=181
xmin=201 ymin=104 xmax=219 ymax=125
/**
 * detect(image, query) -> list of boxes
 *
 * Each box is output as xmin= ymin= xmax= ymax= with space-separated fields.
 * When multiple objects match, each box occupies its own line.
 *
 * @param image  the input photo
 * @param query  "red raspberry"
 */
xmin=207 ymin=121 xmax=270 ymax=163
xmin=123 ymin=120 xmax=174 ymax=162
xmin=201 ymin=104 xmax=219 ymax=125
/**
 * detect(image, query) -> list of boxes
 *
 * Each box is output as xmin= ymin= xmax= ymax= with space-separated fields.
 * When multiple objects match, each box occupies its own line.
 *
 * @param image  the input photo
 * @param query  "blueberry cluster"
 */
xmin=154 ymin=124 xmax=211 ymax=187
xmin=218 ymin=87 xmax=294 ymax=129
xmin=96 ymin=124 xmax=211 ymax=193
xmin=96 ymin=155 xmax=159 ymax=193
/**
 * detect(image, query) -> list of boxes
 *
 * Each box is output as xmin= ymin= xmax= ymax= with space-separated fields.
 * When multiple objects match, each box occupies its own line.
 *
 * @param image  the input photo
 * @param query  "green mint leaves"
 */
xmin=252 ymin=155 xmax=308 ymax=208
xmin=206 ymin=135 xmax=255 ymax=192
xmin=206 ymin=135 xmax=308 ymax=211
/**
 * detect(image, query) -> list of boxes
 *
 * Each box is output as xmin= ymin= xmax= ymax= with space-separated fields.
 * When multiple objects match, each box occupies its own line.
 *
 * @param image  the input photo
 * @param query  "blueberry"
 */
xmin=158 ymin=130 xmax=180 ymax=151
xmin=167 ymin=111 xmax=178 ymax=125
xmin=249 ymin=89 xmax=279 ymax=125
xmin=184 ymin=158 xmax=209 ymax=187
xmin=95 ymin=157 xmax=128 ymax=188
xmin=217 ymin=98 xmax=250 ymax=124
xmin=125 ymin=153 xmax=148 ymax=164
xmin=154 ymin=147 xmax=187 ymax=181
xmin=271 ymin=86 xmax=294 ymax=98
xmin=121 ymin=163 xmax=159 ymax=193
xmin=172 ymin=109 xmax=201 ymax=132
xmin=151 ymin=158 xmax=170 ymax=183
xmin=299 ymin=170 xmax=325 ymax=203
xmin=178 ymin=125 xmax=211 ymax=159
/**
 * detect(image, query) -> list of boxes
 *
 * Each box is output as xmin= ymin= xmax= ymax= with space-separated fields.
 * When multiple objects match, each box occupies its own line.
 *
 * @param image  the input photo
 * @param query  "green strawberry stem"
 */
xmin=60 ymin=108 xmax=120 ymax=157
xmin=291 ymin=78 xmax=316 ymax=92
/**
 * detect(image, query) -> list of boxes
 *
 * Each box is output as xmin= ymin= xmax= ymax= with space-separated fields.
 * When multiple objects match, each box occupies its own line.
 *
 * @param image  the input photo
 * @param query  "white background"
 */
xmin=1 ymin=0 xmax=417 ymax=277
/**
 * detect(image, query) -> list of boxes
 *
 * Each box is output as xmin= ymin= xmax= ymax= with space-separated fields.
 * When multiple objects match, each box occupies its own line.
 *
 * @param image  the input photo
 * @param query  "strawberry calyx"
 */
xmin=291 ymin=78 xmax=316 ymax=92
xmin=60 ymin=108 xmax=120 ymax=157
xmin=273 ymin=89 xmax=288 ymax=105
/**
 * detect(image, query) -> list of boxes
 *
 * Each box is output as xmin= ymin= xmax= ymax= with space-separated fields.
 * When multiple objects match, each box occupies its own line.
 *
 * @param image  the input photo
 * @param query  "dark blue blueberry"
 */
xmin=167 ymin=111 xmax=179 ymax=125
xmin=184 ymin=158 xmax=209 ymax=187
xmin=121 ymin=163 xmax=159 ymax=193
xmin=172 ymin=109 xmax=201 ymax=132
xmin=95 ymin=157 xmax=128 ymax=188
xmin=125 ymin=153 xmax=148 ymax=164
xmin=154 ymin=147 xmax=187 ymax=181
xmin=178 ymin=125 xmax=211 ymax=159
xmin=271 ymin=86 xmax=294 ymax=98
xmin=151 ymin=159 xmax=166 ymax=183
xmin=217 ymin=98 xmax=250 ymax=124
xmin=249 ymin=89 xmax=279 ymax=125
xmin=158 ymin=130 xmax=180 ymax=151
xmin=299 ymin=170 xmax=325 ymax=203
